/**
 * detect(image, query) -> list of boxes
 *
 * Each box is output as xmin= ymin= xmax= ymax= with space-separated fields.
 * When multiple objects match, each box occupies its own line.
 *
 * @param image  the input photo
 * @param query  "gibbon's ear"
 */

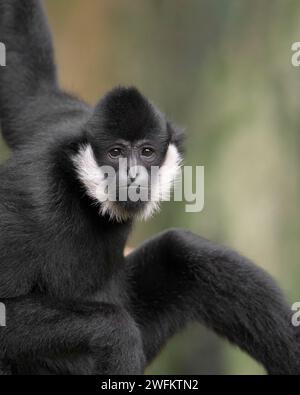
xmin=167 ymin=121 xmax=185 ymax=156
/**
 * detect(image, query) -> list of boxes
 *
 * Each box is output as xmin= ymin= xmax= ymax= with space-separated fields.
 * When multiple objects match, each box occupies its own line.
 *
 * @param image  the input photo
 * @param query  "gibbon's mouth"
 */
xmin=117 ymin=186 xmax=150 ymax=191
xmin=114 ymin=185 xmax=152 ymax=201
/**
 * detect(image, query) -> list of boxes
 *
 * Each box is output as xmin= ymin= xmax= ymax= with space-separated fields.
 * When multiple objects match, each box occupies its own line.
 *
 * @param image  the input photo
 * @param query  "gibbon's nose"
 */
xmin=127 ymin=173 xmax=138 ymax=185
xmin=127 ymin=161 xmax=139 ymax=184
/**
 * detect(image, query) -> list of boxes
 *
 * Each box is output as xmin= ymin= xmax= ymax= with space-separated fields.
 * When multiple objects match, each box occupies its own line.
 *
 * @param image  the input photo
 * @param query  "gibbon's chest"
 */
xmin=37 ymin=223 xmax=128 ymax=299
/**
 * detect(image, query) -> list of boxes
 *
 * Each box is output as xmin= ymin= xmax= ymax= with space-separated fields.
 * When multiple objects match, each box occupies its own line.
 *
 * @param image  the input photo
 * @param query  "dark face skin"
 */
xmin=100 ymin=139 xmax=169 ymax=212
xmin=106 ymin=139 xmax=165 ymax=170
xmin=98 ymin=138 xmax=168 ymax=178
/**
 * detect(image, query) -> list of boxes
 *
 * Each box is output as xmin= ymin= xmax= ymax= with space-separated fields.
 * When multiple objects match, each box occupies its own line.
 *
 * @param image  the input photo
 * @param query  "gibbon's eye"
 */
xmin=141 ymin=147 xmax=155 ymax=158
xmin=108 ymin=148 xmax=123 ymax=159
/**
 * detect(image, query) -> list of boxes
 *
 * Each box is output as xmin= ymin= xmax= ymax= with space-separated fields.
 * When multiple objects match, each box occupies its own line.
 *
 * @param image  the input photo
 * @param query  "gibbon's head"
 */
xmin=73 ymin=87 xmax=184 ymax=222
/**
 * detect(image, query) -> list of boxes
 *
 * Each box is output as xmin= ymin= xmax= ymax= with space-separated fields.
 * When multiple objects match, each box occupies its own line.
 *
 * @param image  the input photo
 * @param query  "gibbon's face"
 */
xmin=73 ymin=87 xmax=182 ymax=222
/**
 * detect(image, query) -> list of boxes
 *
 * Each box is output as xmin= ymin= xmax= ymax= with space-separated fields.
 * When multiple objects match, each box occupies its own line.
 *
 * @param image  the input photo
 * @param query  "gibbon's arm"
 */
xmin=0 ymin=296 xmax=144 ymax=375
xmin=0 ymin=0 xmax=88 ymax=149
xmin=126 ymin=229 xmax=300 ymax=375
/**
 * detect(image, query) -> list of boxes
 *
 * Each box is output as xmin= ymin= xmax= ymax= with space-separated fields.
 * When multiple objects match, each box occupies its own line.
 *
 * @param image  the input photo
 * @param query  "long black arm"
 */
xmin=0 ymin=0 xmax=90 ymax=149
xmin=126 ymin=228 xmax=300 ymax=375
xmin=0 ymin=0 xmax=59 ymax=147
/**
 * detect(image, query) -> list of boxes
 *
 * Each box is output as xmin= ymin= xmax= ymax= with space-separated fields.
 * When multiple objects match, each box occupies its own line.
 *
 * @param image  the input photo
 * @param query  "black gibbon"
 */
xmin=0 ymin=0 xmax=299 ymax=375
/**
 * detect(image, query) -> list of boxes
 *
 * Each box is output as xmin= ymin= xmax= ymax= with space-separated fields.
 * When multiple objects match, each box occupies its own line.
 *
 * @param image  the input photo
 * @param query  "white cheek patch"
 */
xmin=72 ymin=144 xmax=132 ymax=222
xmin=158 ymin=143 xmax=182 ymax=200
xmin=72 ymin=144 xmax=108 ymax=203
xmin=144 ymin=143 xmax=182 ymax=220
xmin=72 ymin=143 xmax=182 ymax=222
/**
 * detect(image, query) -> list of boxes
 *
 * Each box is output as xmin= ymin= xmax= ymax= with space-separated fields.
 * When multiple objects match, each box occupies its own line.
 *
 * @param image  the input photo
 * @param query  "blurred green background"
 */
xmin=1 ymin=0 xmax=300 ymax=374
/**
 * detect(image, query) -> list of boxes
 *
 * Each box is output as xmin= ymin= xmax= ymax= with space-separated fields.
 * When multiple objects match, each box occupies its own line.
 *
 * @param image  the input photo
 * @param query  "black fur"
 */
xmin=0 ymin=0 xmax=299 ymax=375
